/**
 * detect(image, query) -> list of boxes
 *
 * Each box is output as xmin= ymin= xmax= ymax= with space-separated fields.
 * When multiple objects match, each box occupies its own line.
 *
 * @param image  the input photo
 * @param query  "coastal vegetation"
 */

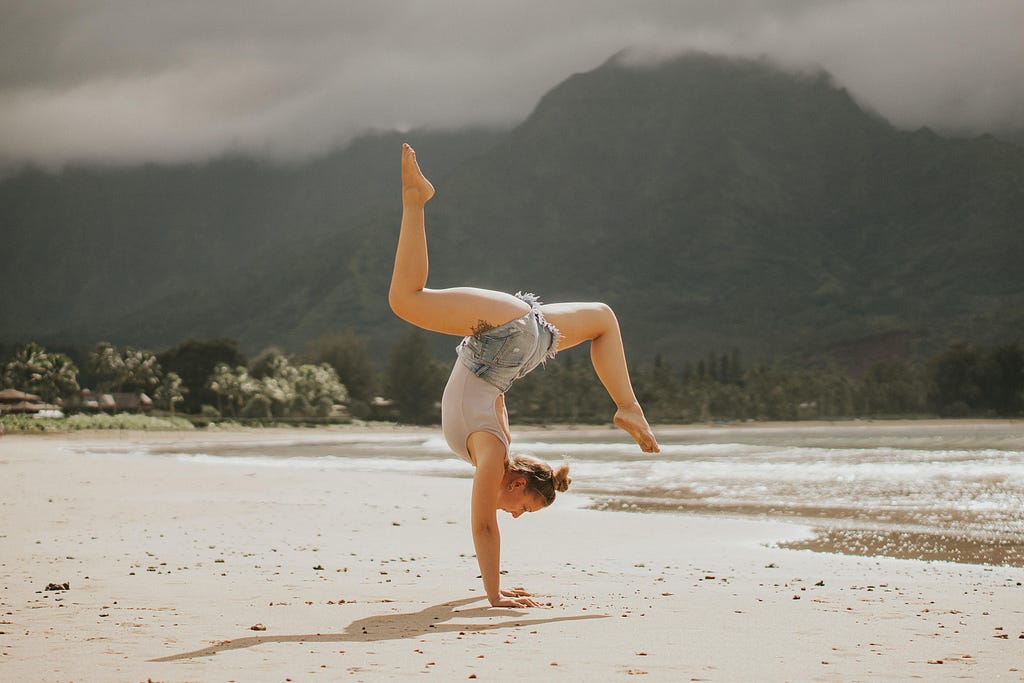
xmin=2 ymin=335 xmax=1021 ymax=432
xmin=0 ymin=339 xmax=351 ymax=431
xmin=0 ymin=413 xmax=194 ymax=433
xmin=511 ymin=339 xmax=1024 ymax=423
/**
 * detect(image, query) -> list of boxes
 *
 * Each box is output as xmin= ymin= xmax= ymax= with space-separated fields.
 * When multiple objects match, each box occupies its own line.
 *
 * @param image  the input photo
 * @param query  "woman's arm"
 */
xmin=468 ymin=433 xmax=539 ymax=608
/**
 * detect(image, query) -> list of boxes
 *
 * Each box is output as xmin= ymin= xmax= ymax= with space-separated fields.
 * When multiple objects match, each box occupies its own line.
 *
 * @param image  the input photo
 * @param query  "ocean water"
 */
xmin=147 ymin=422 xmax=1024 ymax=566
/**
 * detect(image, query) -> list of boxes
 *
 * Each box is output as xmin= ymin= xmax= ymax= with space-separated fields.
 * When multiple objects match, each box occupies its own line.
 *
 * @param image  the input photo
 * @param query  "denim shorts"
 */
xmin=455 ymin=292 xmax=560 ymax=392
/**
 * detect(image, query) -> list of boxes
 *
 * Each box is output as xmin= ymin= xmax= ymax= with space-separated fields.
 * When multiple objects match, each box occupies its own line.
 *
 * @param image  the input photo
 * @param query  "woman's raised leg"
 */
xmin=388 ymin=144 xmax=528 ymax=336
xmin=541 ymin=302 xmax=660 ymax=453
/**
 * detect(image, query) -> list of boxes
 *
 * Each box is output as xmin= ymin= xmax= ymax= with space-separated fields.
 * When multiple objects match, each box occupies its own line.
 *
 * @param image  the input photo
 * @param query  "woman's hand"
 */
xmin=490 ymin=588 xmax=542 ymax=608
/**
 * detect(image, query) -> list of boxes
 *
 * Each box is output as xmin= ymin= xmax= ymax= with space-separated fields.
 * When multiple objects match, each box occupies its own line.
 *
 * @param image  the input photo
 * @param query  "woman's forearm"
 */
xmin=472 ymin=522 xmax=502 ymax=603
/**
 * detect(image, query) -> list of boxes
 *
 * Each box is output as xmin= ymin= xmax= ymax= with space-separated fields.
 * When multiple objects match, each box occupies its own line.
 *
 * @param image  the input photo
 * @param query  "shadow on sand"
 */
xmin=151 ymin=596 xmax=608 ymax=662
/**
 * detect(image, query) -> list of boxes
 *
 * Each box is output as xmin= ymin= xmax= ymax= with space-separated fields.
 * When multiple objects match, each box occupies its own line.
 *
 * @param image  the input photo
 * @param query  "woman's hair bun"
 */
xmin=553 ymin=464 xmax=571 ymax=493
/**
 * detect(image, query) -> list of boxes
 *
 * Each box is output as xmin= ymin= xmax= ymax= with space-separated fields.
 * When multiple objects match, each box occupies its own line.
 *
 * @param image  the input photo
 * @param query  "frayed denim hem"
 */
xmin=514 ymin=291 xmax=561 ymax=360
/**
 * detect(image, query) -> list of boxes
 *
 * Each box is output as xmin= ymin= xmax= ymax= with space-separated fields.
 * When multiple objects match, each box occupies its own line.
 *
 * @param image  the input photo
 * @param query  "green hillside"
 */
xmin=0 ymin=128 xmax=504 ymax=345
xmin=3 ymin=53 xmax=1023 ymax=370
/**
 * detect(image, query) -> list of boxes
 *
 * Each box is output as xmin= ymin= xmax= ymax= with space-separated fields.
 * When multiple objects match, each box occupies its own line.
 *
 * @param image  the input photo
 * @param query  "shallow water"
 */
xmin=140 ymin=421 xmax=1024 ymax=566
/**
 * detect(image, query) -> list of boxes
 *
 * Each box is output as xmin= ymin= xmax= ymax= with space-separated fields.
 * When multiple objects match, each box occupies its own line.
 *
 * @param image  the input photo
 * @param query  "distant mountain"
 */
xmin=992 ymin=127 xmax=1024 ymax=148
xmin=3 ymin=52 xmax=1023 ymax=370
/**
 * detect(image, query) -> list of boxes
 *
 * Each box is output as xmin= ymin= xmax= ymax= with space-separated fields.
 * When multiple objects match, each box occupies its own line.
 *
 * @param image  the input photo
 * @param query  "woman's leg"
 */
xmin=389 ymin=144 xmax=529 ymax=336
xmin=541 ymin=302 xmax=660 ymax=453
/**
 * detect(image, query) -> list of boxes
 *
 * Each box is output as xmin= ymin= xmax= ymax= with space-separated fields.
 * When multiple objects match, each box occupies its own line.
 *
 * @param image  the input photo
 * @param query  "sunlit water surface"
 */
xmin=135 ymin=422 xmax=1024 ymax=566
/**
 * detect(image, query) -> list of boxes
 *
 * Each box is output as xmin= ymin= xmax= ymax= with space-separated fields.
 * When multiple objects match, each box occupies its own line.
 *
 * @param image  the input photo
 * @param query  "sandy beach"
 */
xmin=2 ymin=426 xmax=1023 ymax=681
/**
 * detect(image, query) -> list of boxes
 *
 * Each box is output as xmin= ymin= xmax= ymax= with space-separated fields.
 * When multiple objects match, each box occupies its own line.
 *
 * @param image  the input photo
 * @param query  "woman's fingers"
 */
xmin=490 ymin=594 xmax=545 ymax=608
xmin=494 ymin=586 xmax=547 ymax=607
xmin=490 ymin=597 xmax=525 ymax=608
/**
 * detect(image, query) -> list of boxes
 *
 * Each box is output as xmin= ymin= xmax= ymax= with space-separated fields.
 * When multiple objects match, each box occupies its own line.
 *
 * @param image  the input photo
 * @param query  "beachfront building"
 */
xmin=0 ymin=388 xmax=61 ymax=415
xmin=110 ymin=392 xmax=153 ymax=414
xmin=64 ymin=389 xmax=153 ymax=414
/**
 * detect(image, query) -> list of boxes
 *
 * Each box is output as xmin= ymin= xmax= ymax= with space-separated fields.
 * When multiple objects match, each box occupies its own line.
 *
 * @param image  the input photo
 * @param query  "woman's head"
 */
xmin=503 ymin=454 xmax=571 ymax=510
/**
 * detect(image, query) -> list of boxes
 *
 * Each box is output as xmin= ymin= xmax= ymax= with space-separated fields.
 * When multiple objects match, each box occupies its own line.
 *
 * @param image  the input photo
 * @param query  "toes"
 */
xmin=403 ymin=146 xmax=420 ymax=170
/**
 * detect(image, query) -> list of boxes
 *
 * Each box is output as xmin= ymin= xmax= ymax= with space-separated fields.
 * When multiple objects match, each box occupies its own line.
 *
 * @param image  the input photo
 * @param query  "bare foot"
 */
xmin=402 ymin=143 xmax=435 ymax=206
xmin=614 ymin=404 xmax=660 ymax=453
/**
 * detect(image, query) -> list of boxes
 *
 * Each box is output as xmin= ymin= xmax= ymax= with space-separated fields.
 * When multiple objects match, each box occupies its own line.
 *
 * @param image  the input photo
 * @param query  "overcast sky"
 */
xmin=1 ymin=1 xmax=1021 ymax=168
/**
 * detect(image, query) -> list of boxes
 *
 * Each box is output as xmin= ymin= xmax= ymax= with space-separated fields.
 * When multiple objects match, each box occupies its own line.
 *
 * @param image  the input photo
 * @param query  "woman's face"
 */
xmin=497 ymin=476 xmax=544 ymax=518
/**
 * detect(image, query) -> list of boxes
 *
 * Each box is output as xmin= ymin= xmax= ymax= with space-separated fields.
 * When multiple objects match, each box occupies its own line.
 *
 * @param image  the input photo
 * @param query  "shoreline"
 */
xmin=2 ymin=430 xmax=1023 ymax=680
xmin=8 ymin=419 xmax=1023 ymax=570
xmin=4 ymin=414 xmax=1023 ymax=437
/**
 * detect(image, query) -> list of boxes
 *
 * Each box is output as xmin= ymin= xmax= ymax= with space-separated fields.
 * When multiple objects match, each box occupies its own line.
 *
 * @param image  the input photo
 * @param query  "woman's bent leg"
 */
xmin=388 ymin=144 xmax=528 ymax=336
xmin=541 ymin=302 xmax=660 ymax=453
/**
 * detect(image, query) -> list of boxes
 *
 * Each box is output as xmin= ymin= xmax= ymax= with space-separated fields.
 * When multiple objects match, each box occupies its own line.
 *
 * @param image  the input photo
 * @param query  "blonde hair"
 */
xmin=506 ymin=454 xmax=571 ymax=506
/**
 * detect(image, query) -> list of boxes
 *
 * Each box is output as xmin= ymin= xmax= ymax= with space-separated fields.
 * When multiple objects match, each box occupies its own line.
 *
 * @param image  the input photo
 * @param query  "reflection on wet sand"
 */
xmin=590 ymin=497 xmax=1024 ymax=567
xmin=778 ymin=528 xmax=1024 ymax=567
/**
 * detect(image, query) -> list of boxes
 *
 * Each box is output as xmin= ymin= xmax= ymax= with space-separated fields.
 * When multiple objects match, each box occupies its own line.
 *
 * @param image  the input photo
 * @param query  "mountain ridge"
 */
xmin=3 ymin=52 xmax=1022 ymax=370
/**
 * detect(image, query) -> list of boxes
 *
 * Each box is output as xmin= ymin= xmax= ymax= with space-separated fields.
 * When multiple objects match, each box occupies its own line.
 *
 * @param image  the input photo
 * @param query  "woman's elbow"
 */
xmin=471 ymin=516 xmax=498 ymax=538
xmin=472 ymin=520 xmax=495 ymax=535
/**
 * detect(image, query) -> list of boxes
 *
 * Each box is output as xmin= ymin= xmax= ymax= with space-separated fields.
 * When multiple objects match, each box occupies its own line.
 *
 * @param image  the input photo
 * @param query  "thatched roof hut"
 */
xmin=0 ymin=389 xmax=42 ymax=403
xmin=0 ymin=389 xmax=55 ymax=413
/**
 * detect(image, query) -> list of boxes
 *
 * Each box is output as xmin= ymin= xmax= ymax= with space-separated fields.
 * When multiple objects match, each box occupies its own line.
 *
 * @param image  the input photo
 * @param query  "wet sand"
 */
xmin=593 ymin=498 xmax=1024 ymax=567
xmin=779 ymin=527 xmax=1024 ymax=567
xmin=1 ymin=428 xmax=1023 ymax=681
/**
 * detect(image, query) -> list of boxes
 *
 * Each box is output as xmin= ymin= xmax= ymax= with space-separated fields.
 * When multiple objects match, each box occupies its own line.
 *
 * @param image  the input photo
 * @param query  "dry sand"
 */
xmin=1 ymin=427 xmax=1022 ymax=681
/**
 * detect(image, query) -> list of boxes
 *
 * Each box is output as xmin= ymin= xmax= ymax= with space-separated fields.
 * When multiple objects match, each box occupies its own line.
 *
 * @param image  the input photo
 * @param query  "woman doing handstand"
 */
xmin=389 ymin=144 xmax=659 ymax=607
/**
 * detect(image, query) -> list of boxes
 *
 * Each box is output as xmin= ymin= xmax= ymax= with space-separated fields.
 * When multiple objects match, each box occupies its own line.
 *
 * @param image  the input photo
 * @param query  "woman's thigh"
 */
xmin=400 ymin=287 xmax=530 ymax=337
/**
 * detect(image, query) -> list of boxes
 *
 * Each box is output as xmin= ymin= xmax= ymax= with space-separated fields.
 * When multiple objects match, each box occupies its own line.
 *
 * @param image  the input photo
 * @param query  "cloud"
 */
xmin=751 ymin=1 xmax=1024 ymax=132
xmin=0 ymin=0 xmax=1020 ymax=168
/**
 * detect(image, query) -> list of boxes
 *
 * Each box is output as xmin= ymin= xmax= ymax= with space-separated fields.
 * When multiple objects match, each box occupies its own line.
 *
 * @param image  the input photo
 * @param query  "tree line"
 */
xmin=0 ymin=330 xmax=454 ymax=424
xmin=509 ymin=340 xmax=1023 ymax=423
xmin=2 ymin=335 xmax=1022 ymax=424
xmin=0 ymin=339 xmax=351 ymax=420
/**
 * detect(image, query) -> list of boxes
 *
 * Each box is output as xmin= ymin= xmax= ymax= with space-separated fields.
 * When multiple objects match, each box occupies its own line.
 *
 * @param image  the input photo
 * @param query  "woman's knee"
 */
xmin=591 ymin=302 xmax=617 ymax=328
xmin=586 ymin=303 xmax=621 ymax=341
